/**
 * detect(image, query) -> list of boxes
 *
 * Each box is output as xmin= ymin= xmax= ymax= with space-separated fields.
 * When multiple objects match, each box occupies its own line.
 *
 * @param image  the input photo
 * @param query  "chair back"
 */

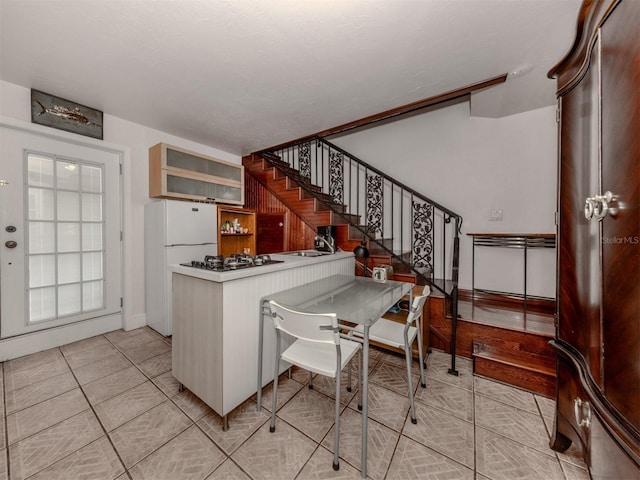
xmin=406 ymin=286 xmax=430 ymax=325
xmin=268 ymin=300 xmax=340 ymax=345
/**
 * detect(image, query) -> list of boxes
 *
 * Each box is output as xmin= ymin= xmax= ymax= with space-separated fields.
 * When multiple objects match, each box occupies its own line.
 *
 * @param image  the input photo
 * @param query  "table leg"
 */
xmin=361 ymin=326 xmax=369 ymax=479
xmin=257 ymin=302 xmax=265 ymax=411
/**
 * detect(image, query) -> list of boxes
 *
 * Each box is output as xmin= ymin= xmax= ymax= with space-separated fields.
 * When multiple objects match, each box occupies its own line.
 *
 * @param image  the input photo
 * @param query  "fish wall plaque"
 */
xmin=30 ymin=89 xmax=103 ymax=139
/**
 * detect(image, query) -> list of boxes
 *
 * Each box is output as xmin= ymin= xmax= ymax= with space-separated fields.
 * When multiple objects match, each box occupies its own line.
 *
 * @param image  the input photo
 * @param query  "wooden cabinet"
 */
xmin=548 ymin=1 xmax=640 ymax=477
xmin=217 ymin=206 xmax=256 ymax=257
xmin=149 ymin=143 xmax=244 ymax=204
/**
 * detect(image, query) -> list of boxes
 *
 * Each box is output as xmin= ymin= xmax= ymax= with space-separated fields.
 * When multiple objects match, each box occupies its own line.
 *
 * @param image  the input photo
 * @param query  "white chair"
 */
xmin=353 ymin=285 xmax=430 ymax=424
xmin=268 ymin=300 xmax=362 ymax=471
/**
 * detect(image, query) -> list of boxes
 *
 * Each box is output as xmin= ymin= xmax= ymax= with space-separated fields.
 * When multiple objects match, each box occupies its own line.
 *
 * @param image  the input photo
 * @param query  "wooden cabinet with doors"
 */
xmin=149 ymin=143 xmax=244 ymax=205
xmin=217 ymin=206 xmax=256 ymax=257
xmin=548 ymin=1 xmax=639 ymax=477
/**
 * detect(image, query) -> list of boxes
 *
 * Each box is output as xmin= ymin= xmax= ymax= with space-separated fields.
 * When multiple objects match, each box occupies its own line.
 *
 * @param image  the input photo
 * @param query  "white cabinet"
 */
xmin=149 ymin=143 xmax=244 ymax=205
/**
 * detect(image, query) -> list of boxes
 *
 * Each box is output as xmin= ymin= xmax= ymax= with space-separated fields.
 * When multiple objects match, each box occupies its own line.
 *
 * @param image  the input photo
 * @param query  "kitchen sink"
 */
xmin=283 ymin=250 xmax=333 ymax=257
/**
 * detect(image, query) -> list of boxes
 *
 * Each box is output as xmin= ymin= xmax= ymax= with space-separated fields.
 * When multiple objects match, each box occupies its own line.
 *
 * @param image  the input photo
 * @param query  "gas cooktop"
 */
xmin=180 ymin=254 xmax=284 ymax=272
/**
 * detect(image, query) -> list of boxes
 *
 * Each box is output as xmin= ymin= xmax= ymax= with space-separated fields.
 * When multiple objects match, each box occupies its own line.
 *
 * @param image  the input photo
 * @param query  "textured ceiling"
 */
xmin=0 ymin=0 xmax=582 ymax=155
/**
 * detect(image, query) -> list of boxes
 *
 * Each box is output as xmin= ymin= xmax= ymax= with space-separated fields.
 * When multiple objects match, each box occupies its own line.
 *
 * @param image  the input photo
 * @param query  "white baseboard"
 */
xmin=0 ymin=313 xmax=123 ymax=362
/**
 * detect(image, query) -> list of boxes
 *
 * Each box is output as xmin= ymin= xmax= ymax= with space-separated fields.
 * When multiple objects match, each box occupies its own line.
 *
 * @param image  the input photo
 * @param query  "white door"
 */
xmin=0 ymin=125 xmax=121 ymax=338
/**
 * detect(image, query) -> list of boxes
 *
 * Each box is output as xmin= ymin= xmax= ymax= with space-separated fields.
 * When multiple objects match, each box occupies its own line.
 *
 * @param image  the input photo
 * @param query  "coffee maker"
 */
xmin=315 ymin=225 xmax=336 ymax=252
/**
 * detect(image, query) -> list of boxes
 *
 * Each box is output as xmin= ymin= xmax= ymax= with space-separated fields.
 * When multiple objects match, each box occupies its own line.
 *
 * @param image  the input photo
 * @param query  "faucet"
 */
xmin=314 ymin=235 xmax=335 ymax=254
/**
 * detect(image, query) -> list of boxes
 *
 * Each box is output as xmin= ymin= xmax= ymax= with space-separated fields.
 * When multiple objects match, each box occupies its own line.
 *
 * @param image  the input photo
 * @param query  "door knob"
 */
xmin=5 ymin=240 xmax=17 ymax=249
xmin=584 ymin=191 xmax=614 ymax=221
xmin=5 ymin=226 xmax=16 ymax=233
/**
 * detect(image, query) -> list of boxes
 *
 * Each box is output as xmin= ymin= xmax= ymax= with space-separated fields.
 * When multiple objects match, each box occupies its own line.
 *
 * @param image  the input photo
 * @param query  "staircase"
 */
xmin=244 ymin=136 xmax=464 ymax=375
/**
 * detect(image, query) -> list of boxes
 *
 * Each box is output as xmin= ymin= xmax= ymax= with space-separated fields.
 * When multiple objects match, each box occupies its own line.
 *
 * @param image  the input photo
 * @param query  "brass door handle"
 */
xmin=5 ymin=240 xmax=17 ymax=249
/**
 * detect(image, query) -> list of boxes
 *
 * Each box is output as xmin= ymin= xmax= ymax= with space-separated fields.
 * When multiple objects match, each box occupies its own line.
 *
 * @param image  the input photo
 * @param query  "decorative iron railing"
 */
xmin=259 ymin=136 xmax=463 ymax=374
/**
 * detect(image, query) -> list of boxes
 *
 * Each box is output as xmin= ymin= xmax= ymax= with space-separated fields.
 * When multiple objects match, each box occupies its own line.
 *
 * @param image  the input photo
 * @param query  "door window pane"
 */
xmin=27 ymin=155 xmax=54 ymax=187
xmin=28 ymin=188 xmax=54 ymax=220
xmin=57 ymin=191 xmax=80 ymax=221
xmin=82 ymin=223 xmax=102 ymax=251
xmin=29 ymin=222 xmax=55 ymax=254
xmin=30 ymin=287 xmax=56 ymax=322
xmin=58 ymin=284 xmax=81 ymax=316
xmin=82 ymin=252 xmax=102 ymax=281
xmin=83 ymin=281 xmax=103 ymax=310
xmin=56 ymin=161 xmax=80 ymax=190
xmin=81 ymin=165 xmax=102 ymax=193
xmin=29 ymin=255 xmax=56 ymax=288
xmin=82 ymin=193 xmax=103 ymax=221
xmin=58 ymin=253 xmax=81 ymax=284
xmin=57 ymin=223 xmax=80 ymax=252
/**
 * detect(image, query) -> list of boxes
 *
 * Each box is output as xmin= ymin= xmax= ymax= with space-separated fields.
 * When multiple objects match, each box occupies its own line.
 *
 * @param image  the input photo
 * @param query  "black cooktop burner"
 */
xmin=180 ymin=254 xmax=283 ymax=272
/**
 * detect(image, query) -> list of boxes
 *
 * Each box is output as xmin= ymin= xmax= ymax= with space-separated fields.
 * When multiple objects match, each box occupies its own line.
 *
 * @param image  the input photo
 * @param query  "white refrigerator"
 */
xmin=145 ymin=199 xmax=218 ymax=336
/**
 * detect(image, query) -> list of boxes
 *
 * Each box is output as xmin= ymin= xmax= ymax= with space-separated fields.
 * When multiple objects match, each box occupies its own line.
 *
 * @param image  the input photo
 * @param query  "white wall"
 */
xmin=331 ymin=102 xmax=558 ymax=297
xmin=0 ymin=80 xmax=241 ymax=331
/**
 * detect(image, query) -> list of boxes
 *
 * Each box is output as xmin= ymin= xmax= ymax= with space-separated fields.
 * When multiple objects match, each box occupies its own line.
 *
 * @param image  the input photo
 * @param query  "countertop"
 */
xmin=170 ymin=250 xmax=354 ymax=283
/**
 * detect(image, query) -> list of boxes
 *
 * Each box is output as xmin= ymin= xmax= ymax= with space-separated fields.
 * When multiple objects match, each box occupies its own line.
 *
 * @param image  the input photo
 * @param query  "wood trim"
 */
xmin=256 ymin=74 xmax=508 ymax=153
xmin=548 ymin=0 xmax=620 ymax=93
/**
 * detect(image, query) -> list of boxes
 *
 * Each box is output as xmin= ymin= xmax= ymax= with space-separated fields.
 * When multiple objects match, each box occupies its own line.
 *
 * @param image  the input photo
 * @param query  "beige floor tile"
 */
xmin=232 ymin=420 xmax=317 ymax=480
xmin=306 ymin=370 xmax=359 ymax=408
xmin=386 ymin=435 xmax=473 ymax=480
xmin=7 ymin=388 xmax=89 ymax=445
xmin=136 ymin=350 xmax=172 ymax=378
xmin=82 ymin=365 xmax=147 ymax=406
xmin=425 ymin=355 xmax=474 ymax=391
xmin=104 ymin=327 xmax=156 ymax=348
xmin=369 ymin=362 xmax=420 ymax=397
xmin=59 ymin=334 xmax=112 ymax=357
xmin=255 ymin=373 xmax=305 ymax=413
xmin=348 ymin=383 xmax=409 ymax=433
xmin=172 ymin=388 xmax=214 ymax=422
xmin=206 ymin=459 xmax=251 ymax=480
xmin=129 ymin=425 xmax=225 ymax=480
xmin=8 ymin=410 xmax=103 ymax=480
xmin=414 ymin=377 xmax=474 ymax=422
xmin=151 ymin=371 xmax=182 ymax=397
xmin=0 ymin=448 xmax=6 ymax=480
xmin=277 ymin=386 xmax=339 ymax=442
xmin=5 ymin=371 xmax=77 ymax=415
xmin=94 ymin=381 xmax=166 ymax=432
xmin=64 ymin=342 xmax=121 ymax=370
xmin=322 ymin=408 xmax=400 ymax=480
xmin=560 ymin=461 xmax=591 ymax=480
xmin=28 ymin=436 xmax=125 ymax=480
xmin=296 ymin=445 xmax=362 ymax=479
xmin=475 ymin=394 xmax=550 ymax=453
xmin=4 ymin=348 xmax=70 ymax=392
xmin=109 ymin=400 xmax=192 ymax=468
xmin=198 ymin=400 xmax=270 ymax=456
xmin=402 ymin=402 xmax=475 ymax=469
xmin=475 ymin=427 xmax=565 ymax=480
xmin=73 ymin=351 xmax=133 ymax=385
xmin=474 ymin=376 xmax=538 ymax=413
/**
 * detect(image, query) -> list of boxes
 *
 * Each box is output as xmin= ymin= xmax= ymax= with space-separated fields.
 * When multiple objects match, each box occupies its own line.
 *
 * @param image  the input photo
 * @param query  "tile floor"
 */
xmin=0 ymin=326 xmax=591 ymax=480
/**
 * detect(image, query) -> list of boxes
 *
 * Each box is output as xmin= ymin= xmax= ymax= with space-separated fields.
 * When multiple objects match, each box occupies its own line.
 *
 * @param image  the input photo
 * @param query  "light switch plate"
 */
xmin=489 ymin=209 xmax=503 ymax=221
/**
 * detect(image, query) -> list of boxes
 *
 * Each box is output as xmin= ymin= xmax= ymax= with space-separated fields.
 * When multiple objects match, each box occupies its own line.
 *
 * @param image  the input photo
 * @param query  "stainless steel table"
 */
xmin=256 ymin=274 xmax=413 ymax=479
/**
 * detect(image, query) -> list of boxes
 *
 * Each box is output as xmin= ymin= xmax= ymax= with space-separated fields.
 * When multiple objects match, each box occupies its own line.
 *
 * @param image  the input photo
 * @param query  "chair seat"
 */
xmin=354 ymin=319 xmax=418 ymax=350
xmin=282 ymin=338 xmax=361 ymax=378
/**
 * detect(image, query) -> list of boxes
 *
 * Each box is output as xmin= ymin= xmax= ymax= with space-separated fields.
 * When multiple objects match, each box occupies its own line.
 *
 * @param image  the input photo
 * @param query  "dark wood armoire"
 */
xmin=548 ymin=0 xmax=639 ymax=478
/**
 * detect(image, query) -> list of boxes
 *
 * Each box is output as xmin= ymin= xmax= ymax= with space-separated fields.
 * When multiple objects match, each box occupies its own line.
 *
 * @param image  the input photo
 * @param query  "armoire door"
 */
xmin=558 ymin=39 xmax=603 ymax=385
xmin=599 ymin=0 xmax=640 ymax=428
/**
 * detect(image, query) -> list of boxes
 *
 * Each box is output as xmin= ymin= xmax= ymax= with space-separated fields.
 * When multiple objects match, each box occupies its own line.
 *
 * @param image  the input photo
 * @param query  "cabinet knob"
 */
xmin=574 ymin=398 xmax=592 ymax=428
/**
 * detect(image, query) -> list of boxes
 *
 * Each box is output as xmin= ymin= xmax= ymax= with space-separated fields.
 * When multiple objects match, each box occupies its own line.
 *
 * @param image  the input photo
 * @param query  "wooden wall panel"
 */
xmin=244 ymin=173 xmax=316 ymax=251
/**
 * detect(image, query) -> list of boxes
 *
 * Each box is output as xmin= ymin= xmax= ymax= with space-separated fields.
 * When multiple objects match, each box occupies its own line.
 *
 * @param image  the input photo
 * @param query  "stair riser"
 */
xmin=474 ymin=358 xmax=556 ymax=398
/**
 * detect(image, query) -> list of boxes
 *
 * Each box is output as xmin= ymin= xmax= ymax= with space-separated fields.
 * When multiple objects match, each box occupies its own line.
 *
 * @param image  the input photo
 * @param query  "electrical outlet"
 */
xmin=489 ymin=209 xmax=503 ymax=221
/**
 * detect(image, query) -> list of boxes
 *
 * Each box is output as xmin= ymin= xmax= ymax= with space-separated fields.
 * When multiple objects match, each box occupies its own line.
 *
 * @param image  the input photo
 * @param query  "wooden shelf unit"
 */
xmin=217 ymin=206 xmax=256 ymax=257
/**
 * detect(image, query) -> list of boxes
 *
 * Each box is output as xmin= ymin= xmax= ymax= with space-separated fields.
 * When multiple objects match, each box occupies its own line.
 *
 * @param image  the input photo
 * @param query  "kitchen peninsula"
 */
xmin=171 ymin=250 xmax=355 ymax=429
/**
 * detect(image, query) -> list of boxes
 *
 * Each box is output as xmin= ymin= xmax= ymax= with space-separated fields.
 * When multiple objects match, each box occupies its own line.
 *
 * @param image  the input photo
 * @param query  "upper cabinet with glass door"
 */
xmin=149 ymin=143 xmax=244 ymax=205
